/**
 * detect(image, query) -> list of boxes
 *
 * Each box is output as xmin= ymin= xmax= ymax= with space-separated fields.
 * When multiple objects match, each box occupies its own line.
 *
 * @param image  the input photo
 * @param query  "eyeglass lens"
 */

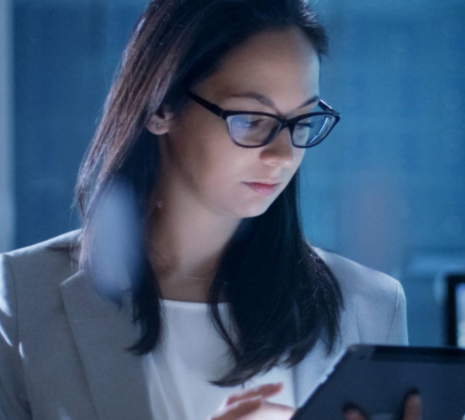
xmin=226 ymin=113 xmax=337 ymax=147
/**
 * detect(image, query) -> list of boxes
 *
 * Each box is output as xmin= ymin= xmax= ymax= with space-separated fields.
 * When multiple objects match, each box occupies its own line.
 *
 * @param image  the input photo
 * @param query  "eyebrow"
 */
xmin=227 ymin=92 xmax=320 ymax=110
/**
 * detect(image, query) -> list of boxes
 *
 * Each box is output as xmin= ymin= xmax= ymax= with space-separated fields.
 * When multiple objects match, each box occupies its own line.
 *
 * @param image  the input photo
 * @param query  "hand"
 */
xmin=209 ymin=382 xmax=296 ymax=420
xmin=343 ymin=390 xmax=422 ymax=420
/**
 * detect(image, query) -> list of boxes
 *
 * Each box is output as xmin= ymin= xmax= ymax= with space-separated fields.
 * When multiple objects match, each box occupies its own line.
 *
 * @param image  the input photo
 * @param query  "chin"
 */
xmin=235 ymin=200 xmax=274 ymax=219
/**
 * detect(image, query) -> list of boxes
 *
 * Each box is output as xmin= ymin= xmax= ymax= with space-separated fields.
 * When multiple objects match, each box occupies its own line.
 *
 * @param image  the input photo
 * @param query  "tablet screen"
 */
xmin=292 ymin=345 xmax=465 ymax=420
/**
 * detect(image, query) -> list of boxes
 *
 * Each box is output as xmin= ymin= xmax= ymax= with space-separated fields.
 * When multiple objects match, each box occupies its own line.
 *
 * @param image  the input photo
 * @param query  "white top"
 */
xmin=144 ymin=299 xmax=295 ymax=420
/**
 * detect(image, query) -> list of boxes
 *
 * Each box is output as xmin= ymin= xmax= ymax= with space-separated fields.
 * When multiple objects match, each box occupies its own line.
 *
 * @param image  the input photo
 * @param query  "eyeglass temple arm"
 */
xmin=318 ymin=99 xmax=340 ymax=115
xmin=187 ymin=92 xmax=225 ymax=117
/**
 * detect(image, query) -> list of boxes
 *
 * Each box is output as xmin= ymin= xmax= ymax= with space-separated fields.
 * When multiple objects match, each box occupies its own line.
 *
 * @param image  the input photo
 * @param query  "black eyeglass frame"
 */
xmin=187 ymin=91 xmax=341 ymax=148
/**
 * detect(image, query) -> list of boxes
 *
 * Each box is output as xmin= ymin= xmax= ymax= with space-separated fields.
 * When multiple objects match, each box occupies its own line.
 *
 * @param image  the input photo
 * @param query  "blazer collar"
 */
xmin=60 ymin=270 xmax=156 ymax=420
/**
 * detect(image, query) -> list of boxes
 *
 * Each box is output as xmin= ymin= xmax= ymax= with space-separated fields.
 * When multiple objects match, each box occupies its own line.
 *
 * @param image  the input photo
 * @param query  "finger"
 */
xmin=224 ymin=383 xmax=283 ymax=407
xmin=402 ymin=392 xmax=422 ymax=420
xmin=343 ymin=404 xmax=369 ymax=420
xmin=252 ymin=400 xmax=296 ymax=419
xmin=211 ymin=398 xmax=295 ymax=420
xmin=210 ymin=398 xmax=262 ymax=420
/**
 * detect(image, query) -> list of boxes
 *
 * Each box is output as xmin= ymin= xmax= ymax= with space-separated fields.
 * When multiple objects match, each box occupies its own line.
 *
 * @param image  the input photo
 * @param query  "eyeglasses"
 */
xmin=187 ymin=91 xmax=340 ymax=148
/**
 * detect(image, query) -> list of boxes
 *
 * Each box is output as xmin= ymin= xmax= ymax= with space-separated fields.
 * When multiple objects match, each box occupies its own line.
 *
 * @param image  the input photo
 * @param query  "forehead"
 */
xmin=196 ymin=27 xmax=320 ymax=113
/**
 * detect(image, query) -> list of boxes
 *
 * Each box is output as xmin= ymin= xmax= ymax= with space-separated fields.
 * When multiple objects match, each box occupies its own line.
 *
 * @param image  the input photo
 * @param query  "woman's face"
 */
xmin=150 ymin=27 xmax=321 ymax=221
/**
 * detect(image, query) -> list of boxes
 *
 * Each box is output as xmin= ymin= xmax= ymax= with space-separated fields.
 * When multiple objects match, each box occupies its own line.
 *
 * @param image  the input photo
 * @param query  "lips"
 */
xmin=243 ymin=182 xmax=280 ymax=196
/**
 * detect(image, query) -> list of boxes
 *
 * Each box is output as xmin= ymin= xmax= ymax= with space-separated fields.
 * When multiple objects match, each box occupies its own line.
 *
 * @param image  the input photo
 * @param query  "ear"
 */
xmin=146 ymin=105 xmax=175 ymax=135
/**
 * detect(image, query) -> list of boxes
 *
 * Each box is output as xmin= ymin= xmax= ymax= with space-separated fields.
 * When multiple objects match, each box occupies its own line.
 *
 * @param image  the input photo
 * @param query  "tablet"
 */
xmin=292 ymin=345 xmax=465 ymax=420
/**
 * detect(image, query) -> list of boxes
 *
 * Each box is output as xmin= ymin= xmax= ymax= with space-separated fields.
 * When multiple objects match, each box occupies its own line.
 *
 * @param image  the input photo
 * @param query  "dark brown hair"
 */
xmin=75 ymin=0 xmax=342 ymax=387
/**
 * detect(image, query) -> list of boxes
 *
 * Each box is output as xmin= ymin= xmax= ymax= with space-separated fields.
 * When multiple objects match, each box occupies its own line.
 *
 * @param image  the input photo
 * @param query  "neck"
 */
xmin=148 ymin=190 xmax=240 ymax=302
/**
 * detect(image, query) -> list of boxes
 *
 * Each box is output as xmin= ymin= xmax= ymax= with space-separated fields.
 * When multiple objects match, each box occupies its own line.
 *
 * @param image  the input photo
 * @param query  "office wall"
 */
xmin=300 ymin=0 xmax=465 ymax=345
xmin=13 ymin=0 xmax=148 ymax=247
xmin=0 ymin=0 xmax=14 ymax=253
xmin=303 ymin=0 xmax=465 ymax=271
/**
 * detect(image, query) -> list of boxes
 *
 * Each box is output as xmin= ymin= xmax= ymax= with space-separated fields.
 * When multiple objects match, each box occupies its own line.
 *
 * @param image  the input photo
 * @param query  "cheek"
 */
xmin=291 ymin=149 xmax=306 ymax=174
xmin=278 ymin=150 xmax=305 ymax=191
xmin=199 ymin=146 xmax=249 ymax=190
xmin=167 ymin=119 xmax=243 ymax=188
xmin=295 ymin=149 xmax=306 ymax=164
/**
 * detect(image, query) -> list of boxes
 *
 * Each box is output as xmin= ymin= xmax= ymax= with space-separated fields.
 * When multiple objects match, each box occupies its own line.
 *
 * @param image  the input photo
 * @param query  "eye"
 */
xmin=294 ymin=121 xmax=315 ymax=134
xmin=233 ymin=116 xmax=265 ymax=129
xmin=296 ymin=122 xmax=314 ymax=129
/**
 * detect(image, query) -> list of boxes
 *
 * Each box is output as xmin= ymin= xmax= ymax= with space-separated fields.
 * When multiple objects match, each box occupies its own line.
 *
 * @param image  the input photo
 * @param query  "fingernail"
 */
xmin=406 ymin=387 xmax=420 ymax=396
xmin=343 ymin=403 xmax=360 ymax=412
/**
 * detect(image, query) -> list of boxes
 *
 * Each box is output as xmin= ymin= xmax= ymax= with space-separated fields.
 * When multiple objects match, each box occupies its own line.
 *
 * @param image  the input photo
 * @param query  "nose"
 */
xmin=259 ymin=126 xmax=300 ymax=167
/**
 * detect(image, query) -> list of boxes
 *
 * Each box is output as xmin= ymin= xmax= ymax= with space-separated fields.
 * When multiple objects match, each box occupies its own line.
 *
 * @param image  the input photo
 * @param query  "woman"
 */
xmin=0 ymin=0 xmax=413 ymax=419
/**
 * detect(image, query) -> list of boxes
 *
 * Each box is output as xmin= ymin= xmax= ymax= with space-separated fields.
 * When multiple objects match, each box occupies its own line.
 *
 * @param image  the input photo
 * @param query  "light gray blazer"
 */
xmin=0 ymin=231 xmax=407 ymax=420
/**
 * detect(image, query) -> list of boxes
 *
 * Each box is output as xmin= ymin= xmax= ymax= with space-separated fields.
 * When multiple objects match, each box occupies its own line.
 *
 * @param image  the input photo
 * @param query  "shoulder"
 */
xmin=313 ymin=247 xmax=408 ymax=345
xmin=0 ymin=229 xmax=82 ymax=331
xmin=4 ymin=229 xmax=80 ymax=260
xmin=2 ymin=230 xmax=80 ymax=276
xmin=314 ymin=247 xmax=402 ymax=304
xmin=1 ymin=230 xmax=81 ymax=310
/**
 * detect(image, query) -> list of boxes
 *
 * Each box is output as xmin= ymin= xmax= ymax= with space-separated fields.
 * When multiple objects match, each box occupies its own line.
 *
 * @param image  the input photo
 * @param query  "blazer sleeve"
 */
xmin=385 ymin=279 xmax=408 ymax=345
xmin=0 ymin=254 xmax=31 ymax=419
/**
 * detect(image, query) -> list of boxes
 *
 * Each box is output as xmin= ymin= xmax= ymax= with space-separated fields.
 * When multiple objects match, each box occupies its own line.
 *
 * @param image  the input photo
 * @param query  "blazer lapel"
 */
xmin=292 ymin=341 xmax=332 ymax=406
xmin=292 ymin=313 xmax=353 ymax=407
xmin=60 ymin=270 xmax=155 ymax=420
